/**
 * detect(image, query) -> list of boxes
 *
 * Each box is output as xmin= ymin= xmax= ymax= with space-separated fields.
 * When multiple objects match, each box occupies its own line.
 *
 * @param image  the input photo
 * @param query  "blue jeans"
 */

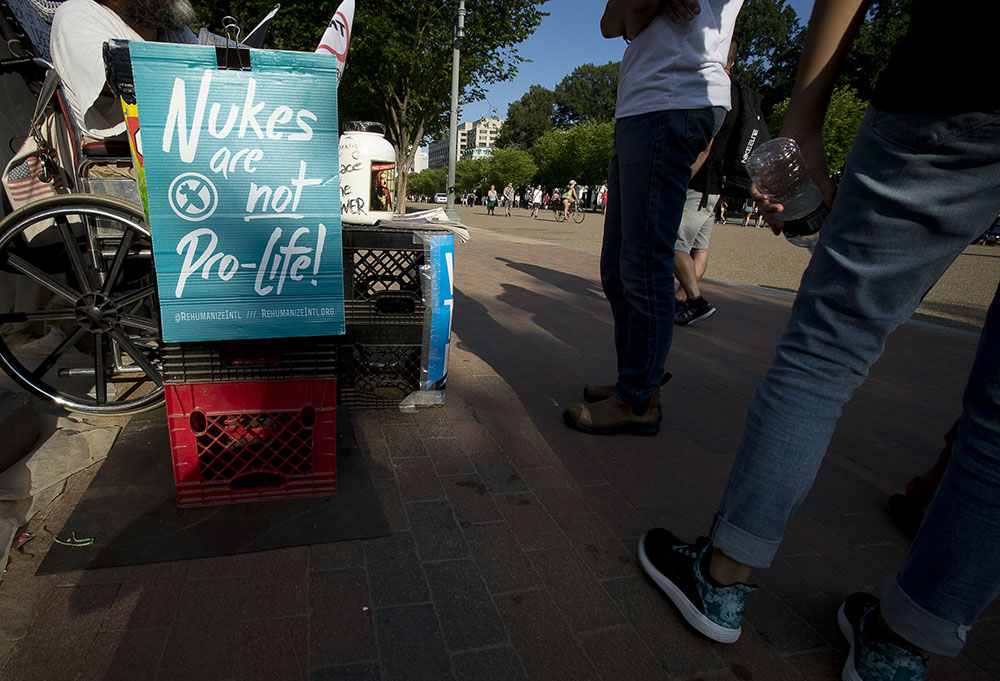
xmin=709 ymin=106 xmax=1000 ymax=656
xmin=601 ymin=109 xmax=715 ymax=404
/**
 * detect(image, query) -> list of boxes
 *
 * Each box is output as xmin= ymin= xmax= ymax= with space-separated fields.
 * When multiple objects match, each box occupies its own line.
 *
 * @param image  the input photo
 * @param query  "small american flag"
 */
xmin=4 ymin=153 xmax=65 ymax=206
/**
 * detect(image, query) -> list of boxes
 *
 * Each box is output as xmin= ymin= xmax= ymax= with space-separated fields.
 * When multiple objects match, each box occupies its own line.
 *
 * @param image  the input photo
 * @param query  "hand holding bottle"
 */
xmin=746 ymin=137 xmax=830 ymax=251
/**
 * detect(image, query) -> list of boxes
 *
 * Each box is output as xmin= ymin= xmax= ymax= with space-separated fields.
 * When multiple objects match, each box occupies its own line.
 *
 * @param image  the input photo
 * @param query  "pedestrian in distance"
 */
xmin=674 ymin=36 xmax=768 ymax=327
xmin=638 ymin=3 xmax=1000 ymax=681
xmin=531 ymin=184 xmax=543 ymax=218
xmin=716 ymin=199 xmax=728 ymax=223
xmin=503 ymin=182 xmax=515 ymax=216
xmin=486 ymin=185 xmax=498 ymax=215
xmin=742 ymin=199 xmax=763 ymax=228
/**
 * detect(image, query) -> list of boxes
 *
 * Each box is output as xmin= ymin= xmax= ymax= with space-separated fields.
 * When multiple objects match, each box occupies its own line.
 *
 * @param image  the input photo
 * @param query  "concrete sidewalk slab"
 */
xmin=0 ymin=388 xmax=40 ymax=474
xmin=0 ymin=229 xmax=995 ymax=681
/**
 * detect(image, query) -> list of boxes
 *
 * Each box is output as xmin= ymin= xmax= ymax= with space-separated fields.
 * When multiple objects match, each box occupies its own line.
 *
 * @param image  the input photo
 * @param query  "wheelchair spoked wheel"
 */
xmin=0 ymin=194 xmax=164 ymax=415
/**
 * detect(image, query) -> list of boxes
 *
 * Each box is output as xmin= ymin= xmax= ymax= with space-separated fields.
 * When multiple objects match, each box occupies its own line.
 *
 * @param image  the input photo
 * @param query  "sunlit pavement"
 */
xmin=1 ymin=224 xmax=996 ymax=681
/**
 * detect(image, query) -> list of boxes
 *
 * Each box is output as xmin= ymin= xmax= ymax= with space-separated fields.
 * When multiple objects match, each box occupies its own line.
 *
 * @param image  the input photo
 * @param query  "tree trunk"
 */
xmin=396 ymin=156 xmax=409 ymax=212
xmin=390 ymin=119 xmax=426 ymax=214
xmin=395 ymin=146 xmax=410 ymax=214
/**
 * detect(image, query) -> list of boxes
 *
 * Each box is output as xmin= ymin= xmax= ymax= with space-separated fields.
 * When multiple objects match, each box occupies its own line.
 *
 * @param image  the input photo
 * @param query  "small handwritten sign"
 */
xmin=128 ymin=43 xmax=344 ymax=342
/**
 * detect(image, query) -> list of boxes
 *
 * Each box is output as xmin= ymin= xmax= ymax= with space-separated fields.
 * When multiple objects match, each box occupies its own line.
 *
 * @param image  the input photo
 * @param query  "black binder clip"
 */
xmin=217 ymin=16 xmax=251 ymax=71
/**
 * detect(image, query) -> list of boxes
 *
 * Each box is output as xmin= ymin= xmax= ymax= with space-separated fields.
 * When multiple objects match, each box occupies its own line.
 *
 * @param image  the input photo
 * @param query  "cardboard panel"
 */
xmin=128 ymin=42 xmax=345 ymax=342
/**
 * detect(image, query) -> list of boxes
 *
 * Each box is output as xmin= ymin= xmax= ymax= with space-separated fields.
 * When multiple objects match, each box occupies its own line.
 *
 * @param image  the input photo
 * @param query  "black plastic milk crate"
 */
xmin=161 ymin=337 xmax=340 ymax=384
xmin=336 ymin=324 xmax=424 ymax=409
xmin=343 ymin=226 xmax=428 ymax=327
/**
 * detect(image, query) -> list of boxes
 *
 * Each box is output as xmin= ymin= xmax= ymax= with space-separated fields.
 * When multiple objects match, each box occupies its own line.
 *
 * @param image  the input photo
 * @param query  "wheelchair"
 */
xmin=1 ymin=46 xmax=164 ymax=415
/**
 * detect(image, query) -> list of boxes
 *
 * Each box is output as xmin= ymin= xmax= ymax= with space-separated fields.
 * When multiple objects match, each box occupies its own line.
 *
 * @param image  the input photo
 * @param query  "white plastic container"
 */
xmin=339 ymin=121 xmax=397 ymax=225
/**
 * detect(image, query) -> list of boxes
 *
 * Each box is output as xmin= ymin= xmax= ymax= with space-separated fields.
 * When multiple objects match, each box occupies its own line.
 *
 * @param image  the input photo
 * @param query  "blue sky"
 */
xmin=466 ymin=0 xmax=816 ymax=122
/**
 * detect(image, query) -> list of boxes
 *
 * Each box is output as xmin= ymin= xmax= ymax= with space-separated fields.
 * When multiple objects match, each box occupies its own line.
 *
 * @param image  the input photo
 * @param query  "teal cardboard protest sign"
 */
xmin=128 ymin=42 xmax=344 ymax=342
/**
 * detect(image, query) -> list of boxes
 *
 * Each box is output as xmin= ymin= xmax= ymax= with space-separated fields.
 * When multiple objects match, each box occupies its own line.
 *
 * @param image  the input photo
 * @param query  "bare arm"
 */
xmin=691 ymin=138 xmax=713 ymax=178
xmin=602 ymin=0 xmax=702 ymax=40
xmin=755 ymin=0 xmax=871 ymax=230
xmin=601 ymin=0 xmax=626 ymax=38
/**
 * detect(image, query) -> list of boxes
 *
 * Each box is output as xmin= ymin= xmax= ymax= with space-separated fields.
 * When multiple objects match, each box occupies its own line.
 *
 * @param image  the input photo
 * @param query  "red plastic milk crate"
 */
xmin=165 ymin=379 xmax=337 ymax=507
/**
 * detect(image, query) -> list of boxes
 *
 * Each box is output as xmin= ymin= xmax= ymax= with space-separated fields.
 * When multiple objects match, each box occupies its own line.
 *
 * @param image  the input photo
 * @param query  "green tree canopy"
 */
xmin=189 ymin=0 xmax=545 ymax=209
xmin=530 ymin=127 xmax=571 ymax=190
xmin=839 ymin=0 xmax=912 ymax=100
xmin=552 ymin=62 xmax=619 ymax=127
xmin=407 ymin=167 xmax=447 ymax=197
xmin=190 ymin=1 xmax=326 ymax=51
xmin=530 ymin=120 xmax=612 ymax=189
xmin=484 ymin=147 xmax=537 ymax=188
xmin=340 ymin=0 xmax=546 ymax=209
xmin=769 ymin=86 xmax=868 ymax=175
xmin=731 ymin=0 xmax=804 ymax=119
xmin=565 ymin=121 xmax=613 ymax=187
xmin=454 ymin=158 xmax=490 ymax=193
xmin=495 ymin=84 xmax=556 ymax=150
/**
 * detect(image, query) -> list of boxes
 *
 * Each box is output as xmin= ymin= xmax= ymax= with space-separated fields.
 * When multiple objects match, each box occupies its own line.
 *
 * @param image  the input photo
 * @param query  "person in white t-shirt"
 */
xmin=563 ymin=0 xmax=741 ymax=436
xmin=50 ymin=0 xmax=198 ymax=141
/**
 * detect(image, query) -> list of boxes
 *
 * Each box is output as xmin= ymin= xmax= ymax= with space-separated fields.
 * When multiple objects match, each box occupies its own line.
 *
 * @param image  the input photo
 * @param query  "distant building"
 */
xmin=410 ymin=147 xmax=428 ymax=174
xmin=461 ymin=146 xmax=494 ymax=161
xmin=428 ymin=117 xmax=503 ymax=169
xmin=468 ymin=117 xmax=502 ymax=149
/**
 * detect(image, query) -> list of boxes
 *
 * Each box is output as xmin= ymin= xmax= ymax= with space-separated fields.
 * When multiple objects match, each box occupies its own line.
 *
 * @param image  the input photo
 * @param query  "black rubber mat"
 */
xmin=36 ymin=406 xmax=388 ymax=574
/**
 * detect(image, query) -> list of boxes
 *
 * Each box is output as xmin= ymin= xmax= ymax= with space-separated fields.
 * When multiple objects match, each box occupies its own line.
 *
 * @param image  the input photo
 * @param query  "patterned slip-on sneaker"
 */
xmin=638 ymin=529 xmax=757 ymax=643
xmin=837 ymin=593 xmax=928 ymax=681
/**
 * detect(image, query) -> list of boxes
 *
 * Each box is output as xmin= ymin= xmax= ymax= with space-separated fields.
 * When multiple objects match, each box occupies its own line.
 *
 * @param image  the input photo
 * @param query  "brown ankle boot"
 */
xmin=563 ymin=393 xmax=660 ymax=436
xmin=582 ymin=383 xmax=615 ymax=402
xmin=582 ymin=372 xmax=672 ymax=415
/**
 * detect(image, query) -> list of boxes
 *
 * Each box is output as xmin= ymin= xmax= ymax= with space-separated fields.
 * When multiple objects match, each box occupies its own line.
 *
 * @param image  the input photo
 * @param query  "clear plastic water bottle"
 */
xmin=745 ymin=137 xmax=828 ymax=251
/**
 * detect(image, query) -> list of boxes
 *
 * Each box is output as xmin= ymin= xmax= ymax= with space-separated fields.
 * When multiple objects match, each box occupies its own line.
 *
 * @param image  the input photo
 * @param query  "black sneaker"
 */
xmin=838 ymin=593 xmax=928 ymax=681
xmin=675 ymin=298 xmax=688 ymax=314
xmin=676 ymin=297 xmax=716 ymax=326
xmin=638 ymin=529 xmax=756 ymax=643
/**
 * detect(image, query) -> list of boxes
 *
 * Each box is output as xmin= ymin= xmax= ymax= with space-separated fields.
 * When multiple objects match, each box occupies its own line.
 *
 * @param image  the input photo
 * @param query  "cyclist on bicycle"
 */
xmin=562 ymin=179 xmax=578 ymax=220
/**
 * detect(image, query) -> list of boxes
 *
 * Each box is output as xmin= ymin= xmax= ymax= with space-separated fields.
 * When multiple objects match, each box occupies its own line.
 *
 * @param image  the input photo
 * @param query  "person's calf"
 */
xmin=709 ymin=547 xmax=752 ymax=585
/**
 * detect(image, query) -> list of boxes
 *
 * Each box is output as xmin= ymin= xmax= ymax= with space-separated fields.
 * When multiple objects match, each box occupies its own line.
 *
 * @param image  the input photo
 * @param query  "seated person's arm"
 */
xmin=51 ymin=14 xmax=122 ymax=135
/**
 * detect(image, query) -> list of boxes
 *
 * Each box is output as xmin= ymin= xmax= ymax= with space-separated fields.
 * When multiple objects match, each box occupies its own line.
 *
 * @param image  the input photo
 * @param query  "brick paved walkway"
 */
xmin=1 ymin=229 xmax=996 ymax=681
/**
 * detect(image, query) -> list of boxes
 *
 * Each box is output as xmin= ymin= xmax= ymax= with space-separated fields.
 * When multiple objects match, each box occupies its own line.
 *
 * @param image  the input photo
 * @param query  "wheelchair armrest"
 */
xmin=81 ymin=140 xmax=133 ymax=157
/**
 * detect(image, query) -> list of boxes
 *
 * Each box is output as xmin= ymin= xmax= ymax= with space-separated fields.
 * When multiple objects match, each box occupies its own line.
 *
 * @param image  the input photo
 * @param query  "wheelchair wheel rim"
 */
xmin=0 ymin=196 xmax=165 ymax=415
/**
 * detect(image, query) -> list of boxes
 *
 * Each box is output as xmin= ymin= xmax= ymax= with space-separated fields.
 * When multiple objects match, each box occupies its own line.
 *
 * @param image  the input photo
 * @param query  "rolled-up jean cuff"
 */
xmin=878 ymin=574 xmax=969 ymax=657
xmin=709 ymin=513 xmax=782 ymax=568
